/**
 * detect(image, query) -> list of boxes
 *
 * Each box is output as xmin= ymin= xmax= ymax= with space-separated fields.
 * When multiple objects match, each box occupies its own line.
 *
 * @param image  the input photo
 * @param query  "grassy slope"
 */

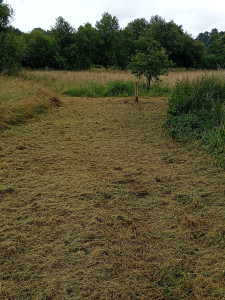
xmin=0 ymin=75 xmax=61 ymax=128
xmin=0 ymin=96 xmax=224 ymax=299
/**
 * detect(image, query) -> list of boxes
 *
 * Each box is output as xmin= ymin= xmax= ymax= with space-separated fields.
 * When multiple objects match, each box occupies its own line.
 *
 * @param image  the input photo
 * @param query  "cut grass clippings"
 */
xmin=0 ymin=96 xmax=224 ymax=299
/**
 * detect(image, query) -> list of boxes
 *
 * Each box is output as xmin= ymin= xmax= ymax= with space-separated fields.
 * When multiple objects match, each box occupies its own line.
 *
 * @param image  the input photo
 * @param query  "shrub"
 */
xmin=165 ymin=76 xmax=225 ymax=167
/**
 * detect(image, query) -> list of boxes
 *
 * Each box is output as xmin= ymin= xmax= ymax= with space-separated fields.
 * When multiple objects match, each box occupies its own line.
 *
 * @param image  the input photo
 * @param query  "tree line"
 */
xmin=0 ymin=0 xmax=225 ymax=75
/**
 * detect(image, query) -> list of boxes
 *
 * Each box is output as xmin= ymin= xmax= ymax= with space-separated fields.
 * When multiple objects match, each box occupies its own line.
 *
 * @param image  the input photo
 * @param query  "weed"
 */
xmin=165 ymin=75 xmax=225 ymax=167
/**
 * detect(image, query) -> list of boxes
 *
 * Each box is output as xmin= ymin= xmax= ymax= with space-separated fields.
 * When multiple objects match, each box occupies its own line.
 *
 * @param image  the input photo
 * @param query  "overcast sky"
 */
xmin=5 ymin=0 xmax=225 ymax=37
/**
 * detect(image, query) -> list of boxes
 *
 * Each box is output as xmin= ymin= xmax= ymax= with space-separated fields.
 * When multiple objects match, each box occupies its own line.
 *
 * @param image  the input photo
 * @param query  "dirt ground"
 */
xmin=0 ymin=96 xmax=225 ymax=299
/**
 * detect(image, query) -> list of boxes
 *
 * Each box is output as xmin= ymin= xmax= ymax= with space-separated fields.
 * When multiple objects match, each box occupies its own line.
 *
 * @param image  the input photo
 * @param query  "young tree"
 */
xmin=129 ymin=39 xmax=173 ymax=90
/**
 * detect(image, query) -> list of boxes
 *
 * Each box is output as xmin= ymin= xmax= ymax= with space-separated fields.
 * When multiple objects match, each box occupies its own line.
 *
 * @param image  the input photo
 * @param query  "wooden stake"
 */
xmin=135 ymin=81 xmax=139 ymax=102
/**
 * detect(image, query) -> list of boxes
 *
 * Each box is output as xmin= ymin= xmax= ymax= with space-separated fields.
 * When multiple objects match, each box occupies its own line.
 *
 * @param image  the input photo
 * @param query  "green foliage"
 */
xmin=0 ymin=30 xmax=23 ymax=75
xmin=129 ymin=39 xmax=173 ymax=89
xmin=0 ymin=0 xmax=13 ymax=31
xmin=0 ymin=1 xmax=23 ymax=75
xmin=64 ymin=80 xmax=171 ymax=98
xmin=0 ymin=1 xmax=220 ymax=72
xmin=50 ymin=16 xmax=76 ymax=69
xmin=148 ymin=16 xmax=184 ymax=66
xmin=165 ymin=76 xmax=225 ymax=167
xmin=95 ymin=12 xmax=120 ymax=68
xmin=126 ymin=18 xmax=150 ymax=40
xmin=22 ymin=30 xmax=61 ymax=69
xmin=197 ymin=29 xmax=225 ymax=69
xmin=65 ymin=82 xmax=105 ymax=97
xmin=181 ymin=35 xmax=205 ymax=69
xmin=75 ymin=23 xmax=99 ymax=70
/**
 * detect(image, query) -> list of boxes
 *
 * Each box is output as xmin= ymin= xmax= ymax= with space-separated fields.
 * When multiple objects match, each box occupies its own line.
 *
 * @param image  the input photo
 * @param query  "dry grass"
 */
xmin=20 ymin=69 xmax=225 ymax=93
xmin=161 ymin=69 xmax=225 ymax=87
xmin=0 ymin=95 xmax=224 ymax=299
xmin=0 ymin=75 xmax=61 ymax=128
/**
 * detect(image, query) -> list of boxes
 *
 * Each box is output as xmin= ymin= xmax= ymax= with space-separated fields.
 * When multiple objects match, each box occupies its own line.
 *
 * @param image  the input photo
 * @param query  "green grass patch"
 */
xmin=165 ymin=76 xmax=225 ymax=167
xmin=64 ymin=80 xmax=172 ymax=98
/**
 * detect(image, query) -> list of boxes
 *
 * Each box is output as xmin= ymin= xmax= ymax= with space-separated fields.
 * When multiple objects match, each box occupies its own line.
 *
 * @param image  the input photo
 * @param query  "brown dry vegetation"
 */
xmin=20 ymin=68 xmax=225 ymax=92
xmin=0 ymin=75 xmax=61 ymax=128
xmin=0 ymin=93 xmax=225 ymax=299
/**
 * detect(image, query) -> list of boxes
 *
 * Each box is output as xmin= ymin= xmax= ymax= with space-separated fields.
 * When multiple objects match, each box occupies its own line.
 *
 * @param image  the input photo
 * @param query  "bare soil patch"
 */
xmin=0 ymin=96 xmax=224 ymax=299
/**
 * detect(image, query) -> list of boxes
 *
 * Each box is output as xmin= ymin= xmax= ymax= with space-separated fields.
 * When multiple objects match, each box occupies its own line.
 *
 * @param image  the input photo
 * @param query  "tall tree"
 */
xmin=181 ymin=34 xmax=205 ymax=69
xmin=114 ymin=27 xmax=136 ymax=70
xmin=0 ymin=0 xmax=13 ymax=32
xmin=0 ymin=29 xmax=23 ymax=74
xmin=95 ymin=12 xmax=120 ymax=68
xmin=0 ymin=0 xmax=23 ymax=74
xmin=51 ymin=17 xmax=76 ymax=69
xmin=126 ymin=18 xmax=150 ymax=40
xmin=22 ymin=29 xmax=61 ymax=69
xmin=75 ymin=23 xmax=99 ymax=69
xmin=147 ymin=16 xmax=184 ymax=66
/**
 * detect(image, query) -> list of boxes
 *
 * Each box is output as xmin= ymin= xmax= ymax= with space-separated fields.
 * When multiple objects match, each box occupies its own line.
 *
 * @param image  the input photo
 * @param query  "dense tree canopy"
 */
xmin=0 ymin=0 xmax=224 ymax=74
xmin=0 ymin=0 xmax=23 ymax=74
xmin=0 ymin=0 xmax=13 ymax=31
xmin=95 ymin=12 xmax=120 ymax=68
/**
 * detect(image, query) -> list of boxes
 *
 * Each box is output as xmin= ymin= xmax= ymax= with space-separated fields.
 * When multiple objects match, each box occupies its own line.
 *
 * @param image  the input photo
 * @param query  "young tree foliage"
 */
xmin=130 ymin=39 xmax=173 ymax=90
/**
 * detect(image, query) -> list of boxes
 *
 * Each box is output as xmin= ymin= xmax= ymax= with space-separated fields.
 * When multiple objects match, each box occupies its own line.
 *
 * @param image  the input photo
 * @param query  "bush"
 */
xmin=0 ymin=31 xmax=22 ymax=75
xmin=165 ymin=76 xmax=225 ymax=167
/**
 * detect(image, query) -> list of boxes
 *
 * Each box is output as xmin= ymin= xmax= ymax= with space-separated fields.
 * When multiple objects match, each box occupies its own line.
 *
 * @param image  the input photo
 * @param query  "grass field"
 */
xmin=0 ymin=75 xmax=61 ymax=128
xmin=19 ymin=68 xmax=225 ymax=93
xmin=0 ymin=70 xmax=225 ymax=299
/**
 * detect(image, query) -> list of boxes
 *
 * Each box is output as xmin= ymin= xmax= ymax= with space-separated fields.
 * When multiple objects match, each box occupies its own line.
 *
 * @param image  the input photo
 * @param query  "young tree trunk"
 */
xmin=147 ymin=76 xmax=151 ymax=90
xmin=135 ymin=81 xmax=139 ymax=102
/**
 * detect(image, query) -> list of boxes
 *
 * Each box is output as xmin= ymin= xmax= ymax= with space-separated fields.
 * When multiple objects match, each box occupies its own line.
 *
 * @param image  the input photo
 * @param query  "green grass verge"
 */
xmin=64 ymin=80 xmax=172 ymax=98
xmin=165 ymin=76 xmax=225 ymax=168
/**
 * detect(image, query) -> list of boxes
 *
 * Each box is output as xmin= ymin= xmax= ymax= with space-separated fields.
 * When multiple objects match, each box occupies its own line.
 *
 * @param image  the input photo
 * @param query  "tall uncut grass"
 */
xmin=165 ymin=75 xmax=225 ymax=167
xmin=19 ymin=69 xmax=225 ymax=93
xmin=64 ymin=80 xmax=171 ymax=98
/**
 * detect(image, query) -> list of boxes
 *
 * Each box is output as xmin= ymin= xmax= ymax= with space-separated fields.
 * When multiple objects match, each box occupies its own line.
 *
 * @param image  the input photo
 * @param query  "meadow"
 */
xmin=0 ymin=69 xmax=225 ymax=299
xmin=20 ymin=68 xmax=225 ymax=93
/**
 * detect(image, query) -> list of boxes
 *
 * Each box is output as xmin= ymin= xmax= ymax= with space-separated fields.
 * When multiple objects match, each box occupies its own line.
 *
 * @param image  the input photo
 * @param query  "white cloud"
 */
xmin=5 ymin=0 xmax=225 ymax=35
